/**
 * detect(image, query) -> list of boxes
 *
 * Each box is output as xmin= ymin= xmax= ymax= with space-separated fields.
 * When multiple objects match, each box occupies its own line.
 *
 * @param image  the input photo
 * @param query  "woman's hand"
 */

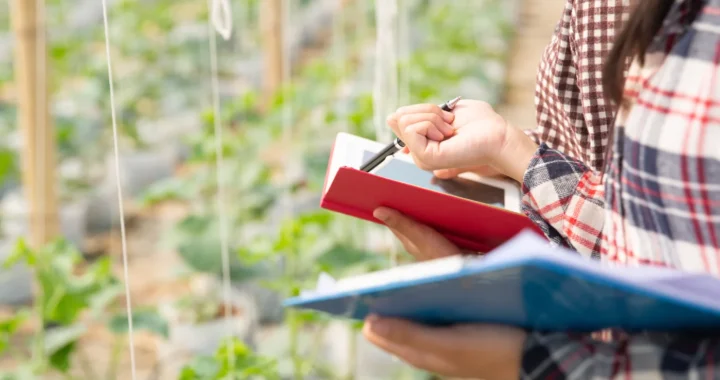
xmin=373 ymin=207 xmax=460 ymax=261
xmin=387 ymin=100 xmax=538 ymax=183
xmin=363 ymin=316 xmax=526 ymax=379
xmin=371 ymin=208 xmax=526 ymax=377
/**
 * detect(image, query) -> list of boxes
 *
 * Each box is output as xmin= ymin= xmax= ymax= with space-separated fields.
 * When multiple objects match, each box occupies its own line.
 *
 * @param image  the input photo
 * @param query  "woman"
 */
xmin=364 ymin=0 xmax=720 ymax=378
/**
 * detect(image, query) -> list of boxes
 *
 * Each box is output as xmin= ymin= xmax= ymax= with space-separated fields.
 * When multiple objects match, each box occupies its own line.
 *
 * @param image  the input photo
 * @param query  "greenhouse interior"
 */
xmin=0 ymin=0 xmax=564 ymax=378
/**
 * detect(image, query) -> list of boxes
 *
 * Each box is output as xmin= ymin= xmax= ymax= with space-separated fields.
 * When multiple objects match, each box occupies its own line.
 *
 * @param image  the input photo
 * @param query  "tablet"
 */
xmin=328 ymin=132 xmax=521 ymax=212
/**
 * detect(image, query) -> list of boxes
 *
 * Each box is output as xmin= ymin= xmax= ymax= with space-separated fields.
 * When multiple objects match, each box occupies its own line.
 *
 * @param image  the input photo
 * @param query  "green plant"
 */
xmin=179 ymin=338 xmax=279 ymax=380
xmin=133 ymin=1 xmax=517 ymax=378
xmin=0 ymin=238 xmax=169 ymax=379
xmin=173 ymin=292 xmax=242 ymax=325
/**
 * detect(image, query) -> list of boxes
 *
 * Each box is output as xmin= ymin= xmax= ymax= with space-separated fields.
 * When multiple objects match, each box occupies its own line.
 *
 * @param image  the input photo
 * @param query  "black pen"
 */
xmin=360 ymin=96 xmax=462 ymax=172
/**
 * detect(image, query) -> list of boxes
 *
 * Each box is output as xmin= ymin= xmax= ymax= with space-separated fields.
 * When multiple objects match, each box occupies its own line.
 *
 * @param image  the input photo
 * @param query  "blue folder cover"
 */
xmin=284 ymin=231 xmax=720 ymax=332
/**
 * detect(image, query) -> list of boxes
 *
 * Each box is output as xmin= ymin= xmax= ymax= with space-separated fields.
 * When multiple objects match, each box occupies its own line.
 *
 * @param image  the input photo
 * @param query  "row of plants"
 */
xmin=137 ymin=0 xmax=516 ymax=378
xmin=0 ymin=0 xmax=517 ymax=378
xmin=0 ymin=0 xmax=343 ymax=206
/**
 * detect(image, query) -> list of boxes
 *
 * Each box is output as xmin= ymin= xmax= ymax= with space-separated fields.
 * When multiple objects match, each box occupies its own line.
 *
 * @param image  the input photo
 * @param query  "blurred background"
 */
xmin=0 ymin=0 xmax=563 ymax=378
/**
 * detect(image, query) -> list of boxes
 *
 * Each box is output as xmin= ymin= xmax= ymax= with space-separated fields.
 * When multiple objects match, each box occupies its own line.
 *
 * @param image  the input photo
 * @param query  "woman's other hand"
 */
xmin=387 ymin=100 xmax=537 ymax=183
xmin=373 ymin=207 xmax=460 ymax=261
xmin=363 ymin=315 xmax=525 ymax=379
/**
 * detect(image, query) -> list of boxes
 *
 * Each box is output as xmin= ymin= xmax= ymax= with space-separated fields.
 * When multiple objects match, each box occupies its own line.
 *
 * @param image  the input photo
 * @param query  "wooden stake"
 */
xmin=260 ymin=0 xmax=284 ymax=108
xmin=10 ymin=0 xmax=59 ymax=247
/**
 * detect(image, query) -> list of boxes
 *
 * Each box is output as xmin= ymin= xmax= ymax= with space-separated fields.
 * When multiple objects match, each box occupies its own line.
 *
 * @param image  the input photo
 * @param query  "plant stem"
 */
xmin=345 ymin=324 xmax=357 ymax=380
xmin=288 ymin=309 xmax=302 ymax=380
xmin=76 ymin=346 xmax=97 ymax=380
xmin=107 ymin=336 xmax=124 ymax=380
xmin=31 ymin=281 xmax=46 ymax=373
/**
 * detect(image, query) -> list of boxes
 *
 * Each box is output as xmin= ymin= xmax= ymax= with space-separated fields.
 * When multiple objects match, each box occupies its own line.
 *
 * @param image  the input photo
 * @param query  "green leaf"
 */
xmin=316 ymin=244 xmax=381 ymax=273
xmin=49 ymin=342 xmax=76 ymax=373
xmin=179 ymin=356 xmax=220 ymax=380
xmin=4 ymin=239 xmax=32 ymax=268
xmin=108 ymin=309 xmax=169 ymax=338
xmin=139 ymin=176 xmax=195 ymax=205
xmin=43 ymin=324 xmax=86 ymax=372
xmin=89 ymin=283 xmax=123 ymax=316
xmin=0 ymin=310 xmax=29 ymax=354
xmin=44 ymin=324 xmax=86 ymax=355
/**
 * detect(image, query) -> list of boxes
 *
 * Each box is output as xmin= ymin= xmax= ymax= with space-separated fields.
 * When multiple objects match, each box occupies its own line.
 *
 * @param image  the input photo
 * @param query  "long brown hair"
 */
xmin=601 ymin=1 xmax=675 ymax=107
xmin=599 ymin=1 xmax=675 ymax=170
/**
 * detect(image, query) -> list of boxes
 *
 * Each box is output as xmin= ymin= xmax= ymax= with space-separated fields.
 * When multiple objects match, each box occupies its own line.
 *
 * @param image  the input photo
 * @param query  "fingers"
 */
xmin=386 ymin=104 xmax=455 ymax=144
xmin=363 ymin=316 xmax=527 ymax=379
xmin=386 ymin=113 xmax=400 ymax=139
xmin=398 ymin=113 xmax=454 ymax=140
xmin=396 ymin=103 xmax=454 ymax=125
xmin=433 ymin=165 xmax=505 ymax=179
xmin=373 ymin=207 xmax=459 ymax=261
xmin=362 ymin=316 xmax=457 ymax=374
xmin=387 ymin=227 xmax=419 ymax=255
xmin=433 ymin=168 xmax=467 ymax=179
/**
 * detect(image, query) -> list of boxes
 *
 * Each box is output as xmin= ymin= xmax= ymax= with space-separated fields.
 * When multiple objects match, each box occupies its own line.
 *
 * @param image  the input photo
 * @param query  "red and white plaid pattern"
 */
xmin=521 ymin=0 xmax=720 ymax=378
xmin=527 ymin=0 xmax=628 ymax=171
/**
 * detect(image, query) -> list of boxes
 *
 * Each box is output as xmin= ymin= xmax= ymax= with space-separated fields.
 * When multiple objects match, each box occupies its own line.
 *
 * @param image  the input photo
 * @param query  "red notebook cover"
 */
xmin=320 ymin=148 xmax=545 ymax=253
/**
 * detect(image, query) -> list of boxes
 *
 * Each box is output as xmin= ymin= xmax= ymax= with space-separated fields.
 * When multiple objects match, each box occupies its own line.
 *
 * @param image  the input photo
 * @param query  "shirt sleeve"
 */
xmin=521 ymin=331 xmax=720 ymax=379
xmin=524 ymin=128 xmax=541 ymax=146
xmin=521 ymin=143 xmax=605 ymax=258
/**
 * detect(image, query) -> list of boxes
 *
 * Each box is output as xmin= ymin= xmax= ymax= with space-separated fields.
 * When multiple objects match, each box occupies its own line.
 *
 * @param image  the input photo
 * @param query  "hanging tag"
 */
xmin=211 ymin=0 xmax=233 ymax=40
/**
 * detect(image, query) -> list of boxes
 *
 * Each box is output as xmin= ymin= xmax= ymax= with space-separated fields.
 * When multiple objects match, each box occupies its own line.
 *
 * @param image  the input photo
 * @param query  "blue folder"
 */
xmin=284 ymin=231 xmax=720 ymax=332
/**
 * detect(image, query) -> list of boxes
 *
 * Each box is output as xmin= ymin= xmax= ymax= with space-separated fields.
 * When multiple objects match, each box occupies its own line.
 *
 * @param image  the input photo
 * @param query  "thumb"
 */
xmin=433 ymin=168 xmax=466 ymax=179
xmin=434 ymin=165 xmax=503 ymax=179
xmin=373 ymin=207 xmax=458 ymax=255
xmin=362 ymin=316 xmax=463 ymax=373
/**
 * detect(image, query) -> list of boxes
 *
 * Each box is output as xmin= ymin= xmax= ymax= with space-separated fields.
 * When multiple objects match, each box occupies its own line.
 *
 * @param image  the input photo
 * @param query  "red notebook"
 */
xmin=320 ymin=144 xmax=545 ymax=253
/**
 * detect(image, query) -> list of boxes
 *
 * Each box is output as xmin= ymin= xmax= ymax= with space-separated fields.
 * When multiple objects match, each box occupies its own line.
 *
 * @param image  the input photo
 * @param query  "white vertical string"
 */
xmin=205 ymin=0 xmax=235 ymax=371
xmin=99 ymin=1 xmax=137 ymax=379
xmin=333 ymin=0 xmax=347 ymax=132
xmin=372 ymin=0 xmax=398 ymax=144
xmin=397 ymin=0 xmax=410 ymax=107
xmin=282 ymin=0 xmax=292 ymax=142
xmin=33 ymin=0 xmax=47 ymax=361
xmin=35 ymin=0 xmax=46 ymax=245
xmin=392 ymin=0 xmax=412 ymax=262
xmin=211 ymin=0 xmax=233 ymax=40
xmin=280 ymin=0 xmax=293 ymax=225
xmin=373 ymin=0 xmax=400 ymax=266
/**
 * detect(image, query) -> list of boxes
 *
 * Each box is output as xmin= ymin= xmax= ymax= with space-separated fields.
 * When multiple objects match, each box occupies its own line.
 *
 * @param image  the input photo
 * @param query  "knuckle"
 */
xmin=404 ymin=243 xmax=418 ymax=255
xmin=416 ymin=161 xmax=431 ymax=171
xmin=423 ymin=103 xmax=439 ymax=112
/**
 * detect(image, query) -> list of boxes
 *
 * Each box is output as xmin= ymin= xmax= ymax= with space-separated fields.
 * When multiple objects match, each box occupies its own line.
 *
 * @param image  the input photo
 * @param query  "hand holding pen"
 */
xmin=360 ymin=96 xmax=462 ymax=172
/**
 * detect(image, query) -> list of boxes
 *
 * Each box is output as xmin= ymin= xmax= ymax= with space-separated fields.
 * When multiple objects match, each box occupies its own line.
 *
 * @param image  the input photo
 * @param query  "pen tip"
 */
xmin=447 ymin=96 xmax=462 ymax=109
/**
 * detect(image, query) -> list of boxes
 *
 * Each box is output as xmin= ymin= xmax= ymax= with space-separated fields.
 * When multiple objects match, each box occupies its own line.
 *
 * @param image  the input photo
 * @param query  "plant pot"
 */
xmin=321 ymin=321 xmax=410 ymax=379
xmin=102 ymin=149 xmax=177 ymax=198
xmin=234 ymin=280 xmax=284 ymax=326
xmin=84 ymin=184 xmax=120 ymax=234
xmin=157 ymin=276 xmax=258 ymax=357
xmin=0 ymin=238 xmax=33 ymax=305
xmin=0 ymin=180 xmax=18 ymax=200
xmin=0 ymin=190 xmax=90 ymax=250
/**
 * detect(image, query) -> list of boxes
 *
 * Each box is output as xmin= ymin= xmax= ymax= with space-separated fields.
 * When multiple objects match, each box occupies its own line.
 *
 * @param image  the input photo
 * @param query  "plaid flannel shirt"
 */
xmin=526 ymin=0 xmax=625 ymax=171
xmin=520 ymin=0 xmax=720 ymax=378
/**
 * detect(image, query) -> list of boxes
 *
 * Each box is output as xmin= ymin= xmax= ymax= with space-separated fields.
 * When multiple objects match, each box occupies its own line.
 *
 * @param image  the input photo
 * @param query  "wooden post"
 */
xmin=10 ymin=0 xmax=59 ymax=247
xmin=261 ymin=0 xmax=284 ymax=108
